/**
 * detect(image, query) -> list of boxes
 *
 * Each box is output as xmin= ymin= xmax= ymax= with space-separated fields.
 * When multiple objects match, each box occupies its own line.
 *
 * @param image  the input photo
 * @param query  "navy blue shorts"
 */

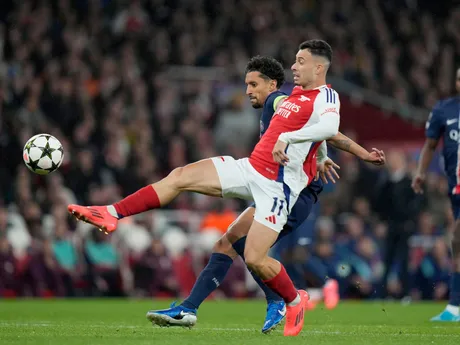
xmin=451 ymin=194 xmax=460 ymax=219
xmin=250 ymin=188 xmax=318 ymax=244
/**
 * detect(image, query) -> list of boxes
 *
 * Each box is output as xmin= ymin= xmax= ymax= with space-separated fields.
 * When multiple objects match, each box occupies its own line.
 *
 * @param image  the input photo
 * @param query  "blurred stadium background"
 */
xmin=0 ymin=0 xmax=459 ymax=303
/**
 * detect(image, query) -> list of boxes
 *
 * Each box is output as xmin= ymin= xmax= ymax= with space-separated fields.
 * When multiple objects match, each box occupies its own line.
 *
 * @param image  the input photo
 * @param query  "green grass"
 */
xmin=0 ymin=299 xmax=459 ymax=345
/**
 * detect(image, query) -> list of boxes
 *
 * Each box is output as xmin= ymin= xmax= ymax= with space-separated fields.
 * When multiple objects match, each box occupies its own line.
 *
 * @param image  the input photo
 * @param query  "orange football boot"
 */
xmin=283 ymin=290 xmax=309 ymax=336
xmin=323 ymin=279 xmax=339 ymax=310
xmin=68 ymin=204 xmax=118 ymax=234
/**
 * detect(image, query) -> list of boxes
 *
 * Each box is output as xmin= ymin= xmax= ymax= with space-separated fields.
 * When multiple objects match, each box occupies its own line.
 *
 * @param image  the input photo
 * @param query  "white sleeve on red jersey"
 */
xmin=316 ymin=141 xmax=328 ymax=164
xmin=278 ymin=88 xmax=340 ymax=144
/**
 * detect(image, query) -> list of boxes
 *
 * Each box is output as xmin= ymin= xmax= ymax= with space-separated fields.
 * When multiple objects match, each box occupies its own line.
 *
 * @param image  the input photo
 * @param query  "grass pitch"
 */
xmin=0 ymin=299 xmax=459 ymax=345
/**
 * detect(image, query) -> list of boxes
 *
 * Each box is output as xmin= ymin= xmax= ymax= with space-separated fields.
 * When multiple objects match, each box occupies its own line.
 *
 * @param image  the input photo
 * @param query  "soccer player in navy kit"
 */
xmin=413 ymin=67 xmax=460 ymax=321
xmin=145 ymin=56 xmax=386 ymax=332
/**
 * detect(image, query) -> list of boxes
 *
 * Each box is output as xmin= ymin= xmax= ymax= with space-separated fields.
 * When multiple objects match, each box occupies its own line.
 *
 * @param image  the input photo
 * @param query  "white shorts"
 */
xmin=211 ymin=156 xmax=298 ymax=232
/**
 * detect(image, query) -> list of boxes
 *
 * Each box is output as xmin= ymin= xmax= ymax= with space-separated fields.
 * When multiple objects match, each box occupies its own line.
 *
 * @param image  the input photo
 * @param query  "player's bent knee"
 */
xmin=166 ymin=167 xmax=186 ymax=188
xmin=212 ymin=234 xmax=237 ymax=258
xmin=244 ymin=252 xmax=265 ymax=274
xmin=226 ymin=224 xmax=247 ymax=244
xmin=167 ymin=160 xmax=222 ymax=197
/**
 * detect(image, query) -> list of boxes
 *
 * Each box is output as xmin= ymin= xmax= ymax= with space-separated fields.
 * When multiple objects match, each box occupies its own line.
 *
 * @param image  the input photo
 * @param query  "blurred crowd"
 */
xmin=0 ymin=0 xmax=458 ymax=300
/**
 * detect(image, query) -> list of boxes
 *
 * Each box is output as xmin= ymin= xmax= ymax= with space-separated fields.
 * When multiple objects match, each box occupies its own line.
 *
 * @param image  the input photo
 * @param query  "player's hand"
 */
xmin=272 ymin=140 xmax=289 ymax=166
xmin=411 ymin=173 xmax=425 ymax=194
xmin=316 ymin=158 xmax=340 ymax=184
xmin=364 ymin=148 xmax=386 ymax=166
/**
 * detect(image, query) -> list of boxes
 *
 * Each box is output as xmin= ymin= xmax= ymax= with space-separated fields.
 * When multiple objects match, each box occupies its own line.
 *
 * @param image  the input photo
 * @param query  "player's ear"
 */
xmin=315 ymin=63 xmax=323 ymax=76
xmin=269 ymin=79 xmax=277 ymax=91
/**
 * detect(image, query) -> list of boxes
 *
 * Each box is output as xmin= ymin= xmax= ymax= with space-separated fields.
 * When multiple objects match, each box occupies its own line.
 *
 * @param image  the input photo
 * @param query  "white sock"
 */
xmin=287 ymin=293 xmax=301 ymax=307
xmin=106 ymin=205 xmax=119 ymax=219
xmin=446 ymin=304 xmax=459 ymax=316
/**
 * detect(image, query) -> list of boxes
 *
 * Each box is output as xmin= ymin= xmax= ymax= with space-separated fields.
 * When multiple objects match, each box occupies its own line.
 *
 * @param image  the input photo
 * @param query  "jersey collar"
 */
xmin=313 ymin=84 xmax=330 ymax=90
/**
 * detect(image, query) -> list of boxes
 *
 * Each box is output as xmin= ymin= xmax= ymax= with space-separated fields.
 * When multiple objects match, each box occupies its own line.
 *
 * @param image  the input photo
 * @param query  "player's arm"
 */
xmin=316 ymin=141 xmax=341 ymax=183
xmin=327 ymin=132 xmax=385 ymax=165
xmin=277 ymin=111 xmax=339 ymax=144
xmin=273 ymin=90 xmax=339 ymax=165
xmin=277 ymin=89 xmax=340 ymax=144
xmin=316 ymin=140 xmax=328 ymax=164
xmin=412 ymin=106 xmax=444 ymax=194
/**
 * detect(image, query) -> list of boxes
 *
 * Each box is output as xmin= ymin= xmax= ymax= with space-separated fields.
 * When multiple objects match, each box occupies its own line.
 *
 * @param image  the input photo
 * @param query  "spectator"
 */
xmin=376 ymin=150 xmax=423 ymax=298
xmin=413 ymin=239 xmax=450 ymax=301
xmin=84 ymin=229 xmax=123 ymax=297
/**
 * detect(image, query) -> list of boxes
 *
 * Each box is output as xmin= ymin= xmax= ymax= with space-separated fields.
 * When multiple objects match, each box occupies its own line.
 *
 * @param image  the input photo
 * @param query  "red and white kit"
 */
xmin=212 ymin=85 xmax=340 ymax=232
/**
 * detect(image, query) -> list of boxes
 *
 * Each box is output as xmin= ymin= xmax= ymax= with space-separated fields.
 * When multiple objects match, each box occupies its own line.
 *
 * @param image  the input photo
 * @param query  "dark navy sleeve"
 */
xmin=264 ymin=93 xmax=278 ymax=114
xmin=260 ymin=92 xmax=286 ymax=137
xmin=425 ymin=103 xmax=444 ymax=140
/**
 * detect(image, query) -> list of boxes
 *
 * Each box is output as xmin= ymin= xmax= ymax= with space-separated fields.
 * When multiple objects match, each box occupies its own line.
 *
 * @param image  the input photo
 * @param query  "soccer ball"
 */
xmin=23 ymin=134 xmax=64 ymax=175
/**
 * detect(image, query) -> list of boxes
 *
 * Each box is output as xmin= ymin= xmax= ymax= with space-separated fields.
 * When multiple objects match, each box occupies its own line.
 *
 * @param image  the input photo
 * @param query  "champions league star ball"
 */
xmin=23 ymin=134 xmax=64 ymax=175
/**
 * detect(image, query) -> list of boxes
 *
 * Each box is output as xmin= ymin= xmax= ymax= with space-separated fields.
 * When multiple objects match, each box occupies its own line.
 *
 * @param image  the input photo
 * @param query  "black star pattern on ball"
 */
xmin=40 ymin=141 xmax=56 ymax=160
xmin=26 ymin=158 xmax=41 ymax=171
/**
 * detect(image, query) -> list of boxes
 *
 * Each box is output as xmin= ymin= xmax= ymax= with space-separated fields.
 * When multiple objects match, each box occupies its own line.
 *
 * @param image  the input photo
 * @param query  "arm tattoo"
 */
xmin=333 ymin=139 xmax=352 ymax=151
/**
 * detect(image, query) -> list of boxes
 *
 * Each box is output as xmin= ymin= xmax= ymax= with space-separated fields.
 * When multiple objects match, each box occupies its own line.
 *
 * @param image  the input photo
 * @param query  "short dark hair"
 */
xmin=245 ymin=56 xmax=285 ymax=89
xmin=299 ymin=39 xmax=333 ymax=64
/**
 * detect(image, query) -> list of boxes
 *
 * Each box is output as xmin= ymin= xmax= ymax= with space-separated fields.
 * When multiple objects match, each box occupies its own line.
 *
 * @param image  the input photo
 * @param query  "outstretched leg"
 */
xmin=68 ymin=159 xmax=224 ymax=232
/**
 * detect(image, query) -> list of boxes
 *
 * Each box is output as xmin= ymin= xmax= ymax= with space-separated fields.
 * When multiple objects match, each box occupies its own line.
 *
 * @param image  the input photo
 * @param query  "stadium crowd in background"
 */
xmin=0 ymin=0 xmax=458 ymax=300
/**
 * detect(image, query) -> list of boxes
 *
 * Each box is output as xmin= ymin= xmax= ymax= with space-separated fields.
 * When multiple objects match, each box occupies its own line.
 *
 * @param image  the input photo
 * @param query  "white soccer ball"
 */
xmin=23 ymin=134 xmax=64 ymax=175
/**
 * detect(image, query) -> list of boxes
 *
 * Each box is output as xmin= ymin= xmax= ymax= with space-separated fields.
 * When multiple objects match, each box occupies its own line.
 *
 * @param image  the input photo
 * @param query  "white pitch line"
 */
xmin=1 ymin=322 xmax=459 ymax=338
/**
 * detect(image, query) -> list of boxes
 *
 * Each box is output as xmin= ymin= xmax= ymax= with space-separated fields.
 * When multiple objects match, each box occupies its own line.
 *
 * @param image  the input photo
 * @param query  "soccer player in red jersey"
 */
xmin=144 ymin=56 xmax=384 ymax=334
xmin=69 ymin=39 xmax=339 ymax=336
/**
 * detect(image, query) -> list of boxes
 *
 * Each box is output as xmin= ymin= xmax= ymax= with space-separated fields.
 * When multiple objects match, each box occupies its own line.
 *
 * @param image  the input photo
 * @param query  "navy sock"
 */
xmin=181 ymin=253 xmax=233 ymax=310
xmin=232 ymin=236 xmax=283 ymax=303
xmin=449 ymin=272 xmax=460 ymax=306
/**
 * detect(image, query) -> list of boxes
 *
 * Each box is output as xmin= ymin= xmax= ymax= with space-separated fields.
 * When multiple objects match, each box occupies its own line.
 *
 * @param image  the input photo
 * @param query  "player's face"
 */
xmin=456 ymin=68 xmax=460 ymax=94
xmin=291 ymin=49 xmax=322 ymax=88
xmin=245 ymin=71 xmax=276 ymax=109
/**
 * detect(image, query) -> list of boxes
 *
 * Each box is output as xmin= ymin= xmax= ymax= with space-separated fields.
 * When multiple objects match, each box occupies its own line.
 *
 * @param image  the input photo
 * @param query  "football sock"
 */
xmin=448 ymin=272 xmax=460 ymax=309
xmin=232 ymin=236 xmax=283 ymax=303
xmin=112 ymin=185 xmax=160 ymax=218
xmin=263 ymin=265 xmax=298 ymax=304
xmin=287 ymin=293 xmax=301 ymax=307
xmin=181 ymin=253 xmax=233 ymax=310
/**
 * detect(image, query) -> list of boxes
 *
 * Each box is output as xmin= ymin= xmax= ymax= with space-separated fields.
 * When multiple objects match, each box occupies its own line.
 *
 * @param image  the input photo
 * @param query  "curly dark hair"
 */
xmin=244 ymin=56 xmax=285 ymax=89
xmin=299 ymin=39 xmax=333 ymax=64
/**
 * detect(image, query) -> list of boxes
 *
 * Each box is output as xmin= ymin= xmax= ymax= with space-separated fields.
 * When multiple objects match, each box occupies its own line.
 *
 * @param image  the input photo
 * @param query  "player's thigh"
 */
xmin=213 ymin=207 xmax=255 ymax=258
xmin=167 ymin=156 xmax=251 ymax=198
xmin=169 ymin=159 xmax=222 ymax=197
xmin=250 ymin=175 xmax=297 ymax=235
xmin=244 ymin=219 xmax=280 ymax=267
xmin=244 ymin=177 xmax=298 ymax=262
xmin=211 ymin=156 xmax=253 ymax=200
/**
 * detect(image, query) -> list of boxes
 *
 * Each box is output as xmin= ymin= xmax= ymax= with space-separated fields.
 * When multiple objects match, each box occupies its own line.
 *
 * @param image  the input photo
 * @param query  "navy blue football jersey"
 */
xmin=260 ymin=91 xmax=323 ymax=197
xmin=425 ymin=96 xmax=460 ymax=194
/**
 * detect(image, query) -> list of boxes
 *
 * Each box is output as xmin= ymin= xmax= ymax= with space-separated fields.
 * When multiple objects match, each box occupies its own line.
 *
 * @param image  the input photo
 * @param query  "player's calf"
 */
xmin=448 ymin=221 xmax=460 ymax=313
xmin=244 ymin=221 xmax=299 ymax=304
xmin=431 ymin=219 xmax=460 ymax=322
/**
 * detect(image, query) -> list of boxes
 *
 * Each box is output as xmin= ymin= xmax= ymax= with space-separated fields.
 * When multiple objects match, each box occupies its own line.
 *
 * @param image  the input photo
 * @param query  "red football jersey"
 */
xmin=249 ymin=85 xmax=340 ymax=192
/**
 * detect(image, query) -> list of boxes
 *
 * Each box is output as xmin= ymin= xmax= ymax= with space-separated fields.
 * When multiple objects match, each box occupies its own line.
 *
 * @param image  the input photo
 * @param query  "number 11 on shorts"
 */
xmin=271 ymin=197 xmax=284 ymax=216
